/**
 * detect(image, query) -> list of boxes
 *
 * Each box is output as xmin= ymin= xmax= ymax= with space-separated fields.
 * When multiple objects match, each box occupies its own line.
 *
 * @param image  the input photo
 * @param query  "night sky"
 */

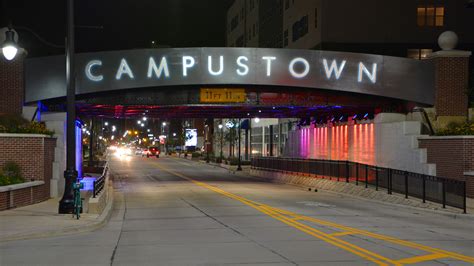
xmin=1 ymin=0 xmax=233 ymax=57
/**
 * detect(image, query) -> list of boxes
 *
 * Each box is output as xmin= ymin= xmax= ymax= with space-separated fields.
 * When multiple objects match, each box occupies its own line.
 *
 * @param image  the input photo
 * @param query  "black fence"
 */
xmin=251 ymin=157 xmax=467 ymax=213
xmin=92 ymin=162 xmax=108 ymax=198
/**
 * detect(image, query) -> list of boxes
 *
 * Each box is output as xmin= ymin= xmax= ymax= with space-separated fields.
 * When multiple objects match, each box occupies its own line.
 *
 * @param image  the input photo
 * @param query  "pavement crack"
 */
xmin=179 ymin=197 xmax=299 ymax=266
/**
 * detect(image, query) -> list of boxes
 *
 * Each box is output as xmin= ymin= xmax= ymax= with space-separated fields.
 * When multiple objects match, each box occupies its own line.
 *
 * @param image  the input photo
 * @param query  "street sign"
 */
xmin=200 ymin=88 xmax=246 ymax=103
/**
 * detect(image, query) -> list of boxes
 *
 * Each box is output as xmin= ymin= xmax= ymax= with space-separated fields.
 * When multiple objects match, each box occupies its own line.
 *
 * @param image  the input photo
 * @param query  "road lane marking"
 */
xmin=396 ymin=253 xmax=449 ymax=264
xmin=329 ymin=231 xmax=358 ymax=237
xmin=152 ymin=159 xmax=474 ymax=265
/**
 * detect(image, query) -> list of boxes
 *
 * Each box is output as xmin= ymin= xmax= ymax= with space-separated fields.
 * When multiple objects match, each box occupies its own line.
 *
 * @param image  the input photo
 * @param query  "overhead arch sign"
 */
xmin=25 ymin=48 xmax=435 ymax=104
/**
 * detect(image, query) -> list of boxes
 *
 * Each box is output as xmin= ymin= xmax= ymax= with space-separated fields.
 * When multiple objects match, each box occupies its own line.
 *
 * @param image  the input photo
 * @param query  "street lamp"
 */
xmin=1 ymin=28 xmax=18 ymax=60
xmin=218 ymin=124 xmax=223 ymax=159
xmin=237 ymin=118 xmax=242 ymax=171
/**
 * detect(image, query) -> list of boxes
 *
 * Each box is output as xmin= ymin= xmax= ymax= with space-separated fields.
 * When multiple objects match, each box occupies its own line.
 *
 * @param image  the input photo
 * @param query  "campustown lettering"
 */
xmin=84 ymin=54 xmax=377 ymax=83
xmin=24 ymin=48 xmax=435 ymax=104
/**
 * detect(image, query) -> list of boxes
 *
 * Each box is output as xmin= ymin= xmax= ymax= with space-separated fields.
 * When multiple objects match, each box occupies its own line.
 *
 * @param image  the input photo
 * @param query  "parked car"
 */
xmin=141 ymin=148 xmax=148 ymax=157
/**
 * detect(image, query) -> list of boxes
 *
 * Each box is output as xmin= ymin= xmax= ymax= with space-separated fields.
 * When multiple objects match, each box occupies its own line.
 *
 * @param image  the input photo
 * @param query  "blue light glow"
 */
xmin=75 ymin=120 xmax=83 ymax=179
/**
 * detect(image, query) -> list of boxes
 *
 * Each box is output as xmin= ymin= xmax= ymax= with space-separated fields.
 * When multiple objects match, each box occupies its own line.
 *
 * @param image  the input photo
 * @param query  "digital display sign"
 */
xmin=185 ymin=129 xmax=197 ymax=147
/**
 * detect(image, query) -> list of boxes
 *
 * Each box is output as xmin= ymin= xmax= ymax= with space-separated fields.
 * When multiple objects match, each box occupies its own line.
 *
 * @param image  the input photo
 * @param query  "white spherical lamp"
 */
xmin=438 ymin=31 xmax=458 ymax=51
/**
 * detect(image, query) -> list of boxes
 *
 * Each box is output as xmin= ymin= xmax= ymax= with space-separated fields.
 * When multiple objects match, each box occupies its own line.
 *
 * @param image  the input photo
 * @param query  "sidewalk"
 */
xmin=0 ymin=190 xmax=114 ymax=242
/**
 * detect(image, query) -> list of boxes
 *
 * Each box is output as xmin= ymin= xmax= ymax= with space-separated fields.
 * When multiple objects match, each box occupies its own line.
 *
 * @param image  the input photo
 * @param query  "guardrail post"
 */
xmin=375 ymin=167 xmax=379 ymax=191
xmin=464 ymin=181 xmax=467 ymax=214
xmin=356 ymin=163 xmax=359 ymax=186
xmin=442 ymin=179 xmax=446 ymax=209
xmin=405 ymin=171 xmax=408 ymax=199
xmin=388 ymin=168 xmax=392 ymax=195
xmin=93 ymin=180 xmax=96 ymax=198
xmin=422 ymin=175 xmax=426 ymax=203
xmin=365 ymin=164 xmax=368 ymax=188
xmin=345 ymin=161 xmax=349 ymax=183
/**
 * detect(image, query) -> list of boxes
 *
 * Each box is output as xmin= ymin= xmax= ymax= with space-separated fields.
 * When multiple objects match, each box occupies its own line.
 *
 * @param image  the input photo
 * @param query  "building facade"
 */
xmin=227 ymin=0 xmax=474 ymax=56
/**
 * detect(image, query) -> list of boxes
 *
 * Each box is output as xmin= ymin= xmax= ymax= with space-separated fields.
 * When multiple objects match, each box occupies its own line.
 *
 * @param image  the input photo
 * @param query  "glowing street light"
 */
xmin=142 ymin=117 xmax=147 ymax=121
xmin=254 ymin=117 xmax=260 ymax=123
xmin=137 ymin=120 xmax=141 ymax=124
xmin=1 ymin=28 xmax=18 ymax=61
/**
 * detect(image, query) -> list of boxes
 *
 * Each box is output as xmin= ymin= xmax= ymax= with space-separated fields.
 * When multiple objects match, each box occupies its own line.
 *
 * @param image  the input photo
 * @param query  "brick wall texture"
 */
xmin=0 ymin=136 xmax=56 ymax=210
xmin=419 ymin=138 xmax=474 ymax=197
xmin=433 ymin=57 xmax=469 ymax=117
xmin=0 ymin=56 xmax=24 ymax=115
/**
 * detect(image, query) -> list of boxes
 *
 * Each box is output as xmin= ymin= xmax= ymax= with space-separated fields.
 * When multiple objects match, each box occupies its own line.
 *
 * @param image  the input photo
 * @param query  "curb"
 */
xmin=0 ymin=181 xmax=115 ymax=242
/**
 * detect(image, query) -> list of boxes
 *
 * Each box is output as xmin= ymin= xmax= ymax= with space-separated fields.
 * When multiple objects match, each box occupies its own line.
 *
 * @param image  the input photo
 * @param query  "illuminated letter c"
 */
xmin=85 ymin=60 xmax=103 ymax=82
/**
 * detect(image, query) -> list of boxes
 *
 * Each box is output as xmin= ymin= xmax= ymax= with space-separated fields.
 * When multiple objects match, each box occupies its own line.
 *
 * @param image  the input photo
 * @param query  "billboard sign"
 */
xmin=185 ymin=129 xmax=197 ymax=147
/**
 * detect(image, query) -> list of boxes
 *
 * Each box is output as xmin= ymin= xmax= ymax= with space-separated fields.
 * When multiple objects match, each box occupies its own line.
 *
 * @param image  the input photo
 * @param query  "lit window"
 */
xmin=435 ymin=7 xmax=444 ymax=26
xmin=417 ymin=8 xmax=425 ymax=26
xmin=417 ymin=6 xmax=444 ymax=27
xmin=407 ymin=49 xmax=433 ymax=60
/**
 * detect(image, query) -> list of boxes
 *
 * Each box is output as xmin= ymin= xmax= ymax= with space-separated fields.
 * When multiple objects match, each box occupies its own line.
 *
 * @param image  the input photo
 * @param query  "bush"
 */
xmin=436 ymin=121 xmax=474 ymax=136
xmin=227 ymin=157 xmax=251 ymax=166
xmin=0 ymin=114 xmax=54 ymax=136
xmin=0 ymin=162 xmax=25 ymax=186
xmin=191 ymin=152 xmax=201 ymax=158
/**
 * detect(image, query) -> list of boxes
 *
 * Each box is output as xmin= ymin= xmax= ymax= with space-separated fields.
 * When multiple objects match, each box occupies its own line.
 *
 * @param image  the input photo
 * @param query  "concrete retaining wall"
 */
xmin=283 ymin=117 xmax=435 ymax=175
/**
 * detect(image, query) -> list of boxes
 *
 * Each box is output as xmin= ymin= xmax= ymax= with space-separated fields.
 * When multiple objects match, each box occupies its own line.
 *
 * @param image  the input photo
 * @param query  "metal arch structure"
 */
xmin=25 ymin=48 xmax=435 ymax=107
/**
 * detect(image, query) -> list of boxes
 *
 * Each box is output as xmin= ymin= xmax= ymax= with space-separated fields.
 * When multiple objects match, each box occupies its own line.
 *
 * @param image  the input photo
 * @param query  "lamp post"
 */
xmin=59 ymin=0 xmax=78 ymax=214
xmin=1 ymin=0 xmax=78 ymax=214
xmin=218 ymin=123 xmax=223 ymax=159
xmin=237 ymin=118 xmax=242 ymax=171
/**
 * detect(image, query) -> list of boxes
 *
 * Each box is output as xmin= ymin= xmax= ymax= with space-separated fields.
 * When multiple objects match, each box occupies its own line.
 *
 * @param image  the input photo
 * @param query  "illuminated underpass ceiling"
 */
xmin=73 ymin=104 xmax=377 ymax=119
xmin=41 ymin=87 xmax=411 ymax=119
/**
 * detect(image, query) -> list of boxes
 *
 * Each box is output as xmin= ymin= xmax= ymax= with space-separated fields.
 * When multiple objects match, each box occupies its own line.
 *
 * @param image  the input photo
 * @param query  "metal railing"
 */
xmin=92 ymin=162 xmax=108 ymax=198
xmin=251 ymin=157 xmax=467 ymax=213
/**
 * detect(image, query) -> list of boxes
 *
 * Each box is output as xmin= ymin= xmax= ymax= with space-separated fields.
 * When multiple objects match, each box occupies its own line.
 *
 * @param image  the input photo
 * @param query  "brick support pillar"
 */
xmin=0 ymin=54 xmax=25 ymax=115
xmin=429 ymin=50 xmax=471 ymax=127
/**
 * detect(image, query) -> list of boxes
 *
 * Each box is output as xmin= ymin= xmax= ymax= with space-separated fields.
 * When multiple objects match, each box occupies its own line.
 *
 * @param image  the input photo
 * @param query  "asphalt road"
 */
xmin=1 ymin=155 xmax=473 ymax=265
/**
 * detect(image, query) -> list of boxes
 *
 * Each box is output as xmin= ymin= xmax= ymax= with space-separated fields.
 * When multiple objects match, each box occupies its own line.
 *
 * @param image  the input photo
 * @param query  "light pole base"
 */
xmin=237 ymin=165 xmax=242 ymax=171
xmin=58 ymin=169 xmax=77 ymax=214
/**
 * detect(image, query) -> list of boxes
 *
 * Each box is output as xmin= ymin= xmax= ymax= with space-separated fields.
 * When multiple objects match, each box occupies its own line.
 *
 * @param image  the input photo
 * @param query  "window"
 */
xmin=284 ymin=29 xmax=288 ymax=46
xmin=230 ymin=15 xmax=239 ymax=31
xmin=236 ymin=35 xmax=244 ymax=47
xmin=292 ymin=15 xmax=308 ymax=42
xmin=407 ymin=49 xmax=433 ymax=60
xmin=314 ymin=8 xmax=318 ymax=28
xmin=417 ymin=6 xmax=444 ymax=27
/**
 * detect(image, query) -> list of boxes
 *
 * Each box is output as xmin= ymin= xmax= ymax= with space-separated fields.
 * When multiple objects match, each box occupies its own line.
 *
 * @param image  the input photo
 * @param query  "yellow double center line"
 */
xmin=152 ymin=159 xmax=474 ymax=265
